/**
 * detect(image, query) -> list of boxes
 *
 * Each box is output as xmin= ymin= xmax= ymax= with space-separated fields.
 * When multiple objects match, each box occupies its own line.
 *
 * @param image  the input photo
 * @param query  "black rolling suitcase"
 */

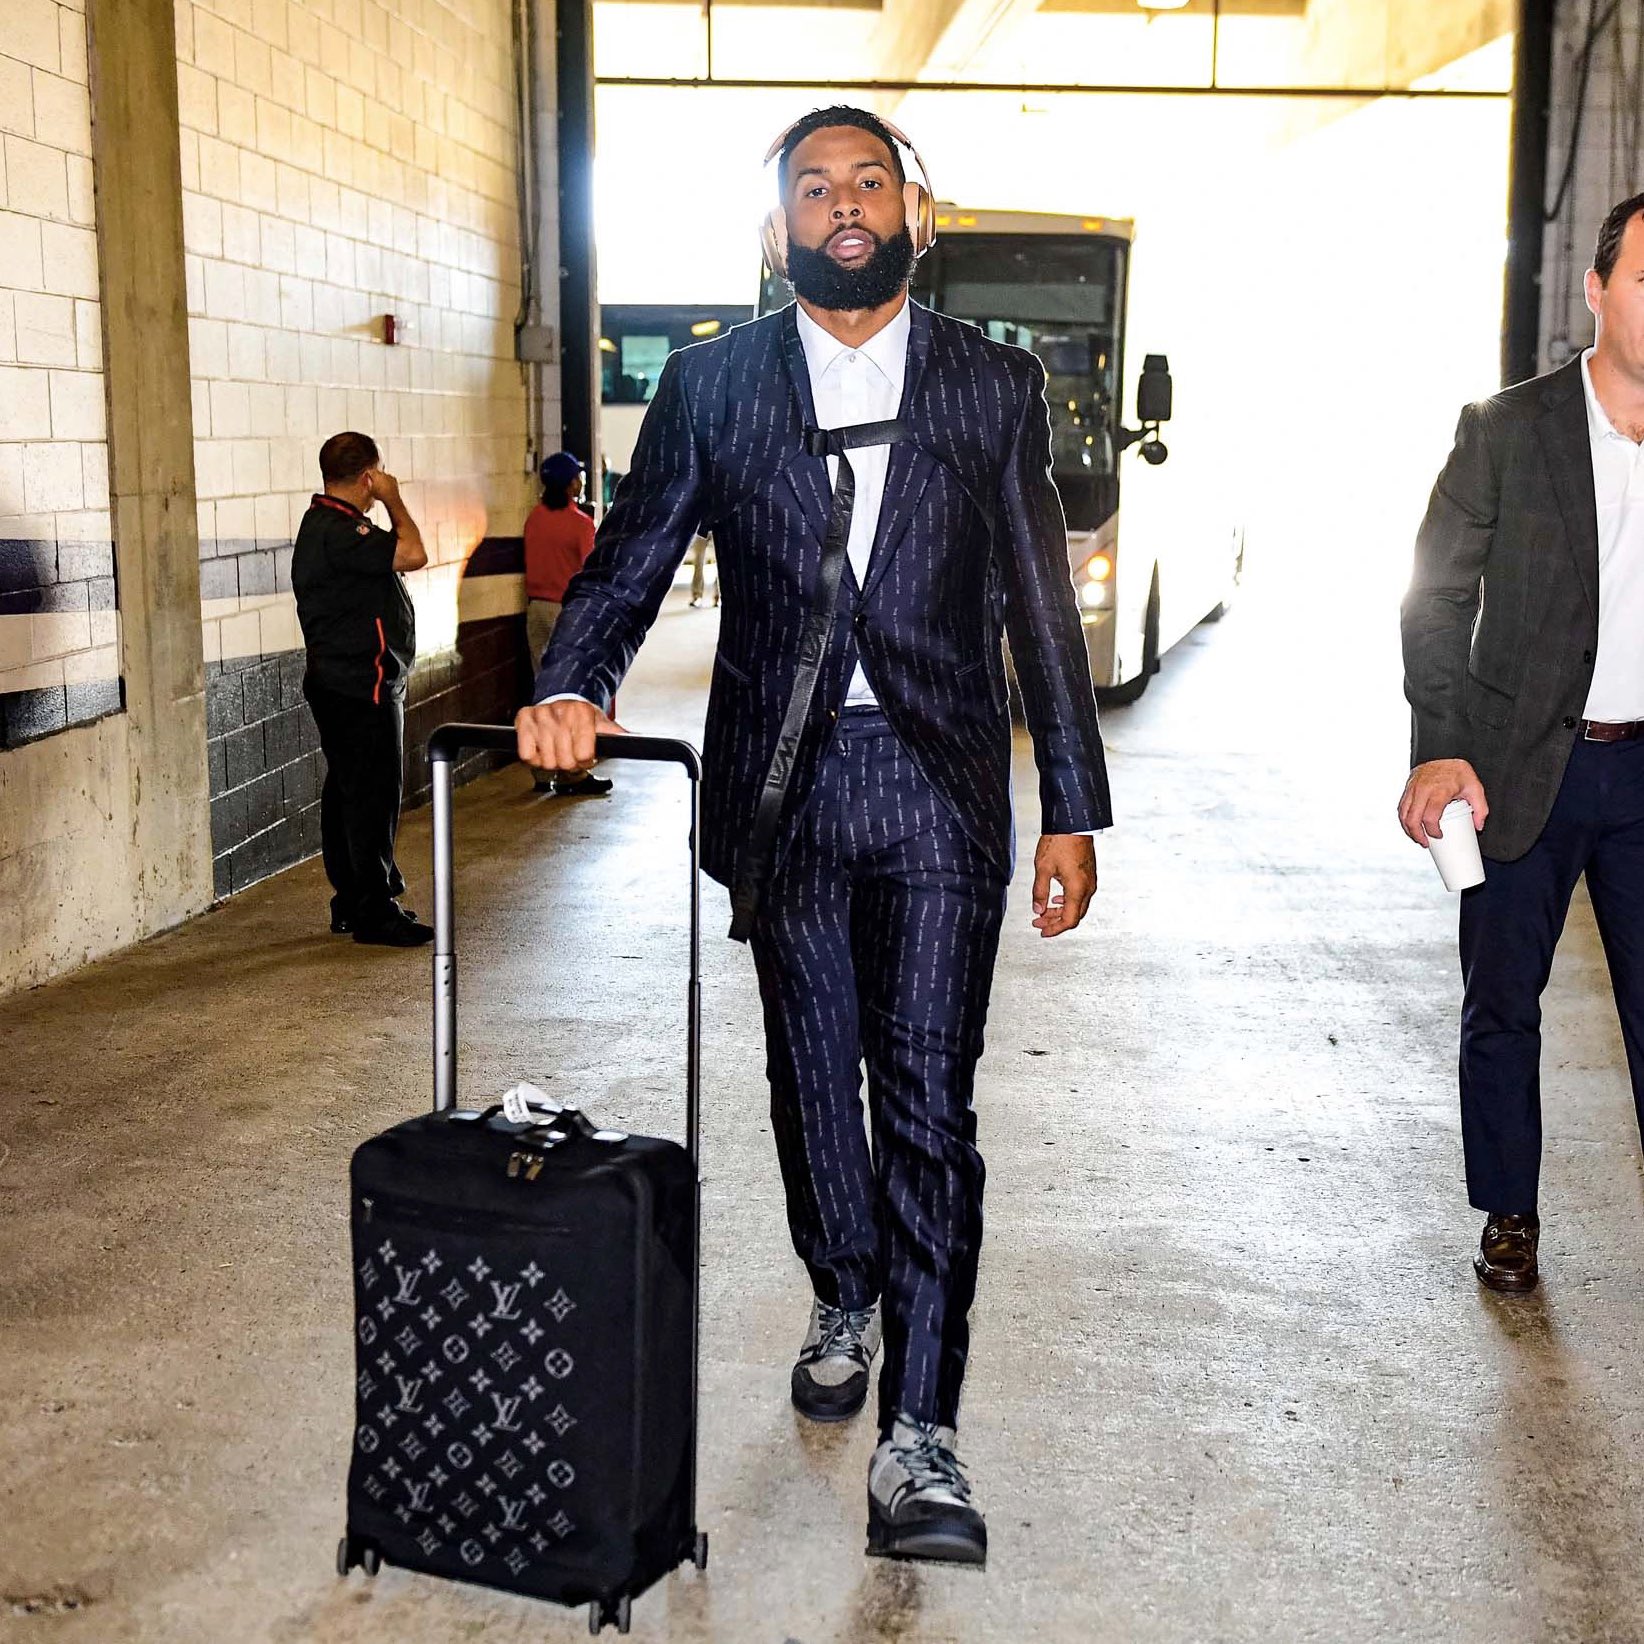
xmin=337 ymin=723 xmax=707 ymax=1635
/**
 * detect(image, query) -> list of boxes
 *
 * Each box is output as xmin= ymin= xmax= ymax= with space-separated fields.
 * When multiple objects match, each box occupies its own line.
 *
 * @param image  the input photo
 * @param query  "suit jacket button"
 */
xmin=1563 ymin=716 xmax=1578 ymax=729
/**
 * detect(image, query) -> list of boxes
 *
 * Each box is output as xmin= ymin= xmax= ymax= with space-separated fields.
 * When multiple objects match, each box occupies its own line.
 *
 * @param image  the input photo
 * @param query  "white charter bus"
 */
xmin=760 ymin=207 xmax=1242 ymax=701
xmin=599 ymin=304 xmax=753 ymax=507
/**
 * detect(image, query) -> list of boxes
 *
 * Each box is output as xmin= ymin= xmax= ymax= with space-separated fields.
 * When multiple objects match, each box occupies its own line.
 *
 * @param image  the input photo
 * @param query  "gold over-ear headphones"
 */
xmin=759 ymin=115 xmax=937 ymax=279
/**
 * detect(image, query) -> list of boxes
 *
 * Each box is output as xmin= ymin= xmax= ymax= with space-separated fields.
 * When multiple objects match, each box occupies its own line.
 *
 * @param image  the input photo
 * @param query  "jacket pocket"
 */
xmin=1464 ymin=671 xmax=1516 ymax=729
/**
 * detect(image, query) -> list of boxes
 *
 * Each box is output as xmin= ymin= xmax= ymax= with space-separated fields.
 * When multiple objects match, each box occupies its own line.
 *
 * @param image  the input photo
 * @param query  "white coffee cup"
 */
xmin=1428 ymin=798 xmax=1486 ymax=892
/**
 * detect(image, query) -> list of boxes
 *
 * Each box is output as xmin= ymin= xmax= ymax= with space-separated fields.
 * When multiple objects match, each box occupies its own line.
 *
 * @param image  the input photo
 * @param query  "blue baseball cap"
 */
xmin=540 ymin=451 xmax=584 ymax=488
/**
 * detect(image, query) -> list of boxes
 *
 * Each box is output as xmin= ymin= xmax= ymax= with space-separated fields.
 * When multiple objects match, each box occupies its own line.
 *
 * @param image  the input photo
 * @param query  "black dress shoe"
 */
xmin=332 ymin=906 xmax=417 ymax=934
xmin=353 ymin=909 xmax=435 ymax=947
xmin=1474 ymin=1212 xmax=1540 ymax=1293
xmin=555 ymin=773 xmax=613 ymax=797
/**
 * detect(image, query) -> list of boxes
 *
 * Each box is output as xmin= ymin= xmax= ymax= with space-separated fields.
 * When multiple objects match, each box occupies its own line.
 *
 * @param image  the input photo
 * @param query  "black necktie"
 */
xmin=727 ymin=417 xmax=908 ymax=942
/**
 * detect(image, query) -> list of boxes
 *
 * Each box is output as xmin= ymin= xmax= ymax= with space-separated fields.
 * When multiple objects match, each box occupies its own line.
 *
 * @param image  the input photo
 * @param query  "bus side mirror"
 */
xmin=1117 ymin=351 xmax=1172 ymax=464
xmin=1137 ymin=353 xmax=1172 ymax=423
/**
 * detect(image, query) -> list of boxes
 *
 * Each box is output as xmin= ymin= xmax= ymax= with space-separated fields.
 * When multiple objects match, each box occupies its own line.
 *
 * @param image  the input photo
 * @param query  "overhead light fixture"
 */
xmin=689 ymin=319 xmax=722 ymax=337
xmin=1137 ymin=0 xmax=1191 ymax=10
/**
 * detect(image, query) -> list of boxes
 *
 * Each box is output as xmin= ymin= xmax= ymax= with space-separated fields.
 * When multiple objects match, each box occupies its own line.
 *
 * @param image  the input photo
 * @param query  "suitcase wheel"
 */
xmin=693 ymin=1531 xmax=709 ymax=1571
xmin=336 ymin=1535 xmax=381 ymax=1579
xmin=588 ymin=1595 xmax=632 ymax=1634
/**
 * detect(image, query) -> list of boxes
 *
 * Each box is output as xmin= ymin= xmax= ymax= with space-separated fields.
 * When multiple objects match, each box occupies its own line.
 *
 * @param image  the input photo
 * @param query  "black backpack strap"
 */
xmin=727 ymin=418 xmax=908 ymax=943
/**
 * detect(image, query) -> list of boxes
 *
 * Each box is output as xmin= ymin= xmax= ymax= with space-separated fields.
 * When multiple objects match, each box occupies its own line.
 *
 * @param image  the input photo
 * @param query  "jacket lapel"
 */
xmin=778 ymin=305 xmax=833 ymax=544
xmin=1538 ymin=358 xmax=1599 ymax=621
xmin=860 ymin=301 xmax=938 ymax=602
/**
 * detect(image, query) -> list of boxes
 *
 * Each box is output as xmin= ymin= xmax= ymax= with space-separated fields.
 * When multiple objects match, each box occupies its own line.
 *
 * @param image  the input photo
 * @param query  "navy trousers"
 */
xmin=748 ymin=708 xmax=1009 ymax=1435
xmin=1459 ymin=736 xmax=1644 ymax=1213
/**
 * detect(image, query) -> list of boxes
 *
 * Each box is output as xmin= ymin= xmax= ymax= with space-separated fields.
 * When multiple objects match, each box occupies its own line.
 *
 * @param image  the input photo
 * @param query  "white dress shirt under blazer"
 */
xmin=794 ymin=296 xmax=911 ymax=708
xmin=1580 ymin=348 xmax=1644 ymax=721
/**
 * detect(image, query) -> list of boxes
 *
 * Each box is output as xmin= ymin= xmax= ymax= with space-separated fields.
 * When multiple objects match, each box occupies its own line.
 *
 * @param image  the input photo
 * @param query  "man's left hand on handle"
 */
xmin=1031 ymin=834 xmax=1097 ymax=938
xmin=515 ymin=697 xmax=626 ymax=777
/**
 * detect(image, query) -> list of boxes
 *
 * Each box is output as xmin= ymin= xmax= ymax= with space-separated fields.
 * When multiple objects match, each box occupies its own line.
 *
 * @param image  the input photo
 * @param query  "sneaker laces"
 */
xmin=803 ymin=1303 xmax=875 ymax=1367
xmin=894 ymin=1421 xmax=972 ymax=1503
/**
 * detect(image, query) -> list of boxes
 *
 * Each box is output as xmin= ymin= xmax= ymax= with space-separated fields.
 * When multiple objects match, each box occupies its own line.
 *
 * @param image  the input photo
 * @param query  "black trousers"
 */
xmin=304 ymin=683 xmax=406 ymax=926
xmin=1459 ymin=736 xmax=1644 ymax=1214
xmin=748 ymin=709 xmax=1008 ymax=1435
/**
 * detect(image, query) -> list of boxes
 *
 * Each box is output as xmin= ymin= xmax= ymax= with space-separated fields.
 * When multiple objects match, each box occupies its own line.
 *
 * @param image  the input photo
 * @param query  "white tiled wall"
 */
xmin=0 ymin=0 xmax=117 ymax=708
xmin=176 ymin=0 xmax=538 ymax=666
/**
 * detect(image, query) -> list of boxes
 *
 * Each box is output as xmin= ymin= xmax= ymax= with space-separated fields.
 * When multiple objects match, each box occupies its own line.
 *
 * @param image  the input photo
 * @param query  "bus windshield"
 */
xmin=911 ymin=233 xmax=1124 ymax=532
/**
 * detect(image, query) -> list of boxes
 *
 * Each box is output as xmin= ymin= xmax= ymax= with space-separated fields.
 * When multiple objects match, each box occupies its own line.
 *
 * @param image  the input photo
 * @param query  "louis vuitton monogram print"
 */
xmin=352 ymin=1236 xmax=583 ymax=1574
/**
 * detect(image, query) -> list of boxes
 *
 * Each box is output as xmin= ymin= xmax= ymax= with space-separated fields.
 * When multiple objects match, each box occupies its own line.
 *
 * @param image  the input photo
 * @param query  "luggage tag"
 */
xmin=501 ymin=1080 xmax=563 ymax=1124
xmin=501 ymin=1080 xmax=626 ymax=1143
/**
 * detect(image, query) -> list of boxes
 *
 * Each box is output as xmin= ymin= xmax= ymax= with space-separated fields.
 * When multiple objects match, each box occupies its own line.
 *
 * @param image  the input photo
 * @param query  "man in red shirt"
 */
xmin=523 ymin=452 xmax=611 ymax=796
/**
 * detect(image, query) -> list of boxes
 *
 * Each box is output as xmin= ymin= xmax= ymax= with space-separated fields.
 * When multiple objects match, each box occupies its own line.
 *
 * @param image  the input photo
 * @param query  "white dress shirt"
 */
xmin=1580 ymin=348 xmax=1644 ymax=721
xmin=795 ymin=296 xmax=911 ymax=707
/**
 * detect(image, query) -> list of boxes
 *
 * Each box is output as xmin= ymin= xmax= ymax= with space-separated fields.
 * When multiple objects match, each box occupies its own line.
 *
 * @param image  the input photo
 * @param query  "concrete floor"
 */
xmin=4 ymin=576 xmax=1644 ymax=1644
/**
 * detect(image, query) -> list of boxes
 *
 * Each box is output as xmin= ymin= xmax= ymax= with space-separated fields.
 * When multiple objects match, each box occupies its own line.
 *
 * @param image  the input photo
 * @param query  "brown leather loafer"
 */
xmin=1474 ymin=1213 xmax=1540 ymax=1293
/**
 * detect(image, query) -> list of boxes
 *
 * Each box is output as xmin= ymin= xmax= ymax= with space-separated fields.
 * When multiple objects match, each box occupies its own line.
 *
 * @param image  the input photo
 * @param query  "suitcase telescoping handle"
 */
xmin=426 ymin=723 xmax=704 ymax=1165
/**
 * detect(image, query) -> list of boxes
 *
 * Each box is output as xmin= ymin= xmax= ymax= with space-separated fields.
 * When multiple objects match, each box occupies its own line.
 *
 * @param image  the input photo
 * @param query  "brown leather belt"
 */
xmin=1579 ymin=718 xmax=1644 ymax=742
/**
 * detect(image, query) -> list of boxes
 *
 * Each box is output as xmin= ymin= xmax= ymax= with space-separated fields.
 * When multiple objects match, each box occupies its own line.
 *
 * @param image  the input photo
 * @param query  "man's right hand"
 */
xmin=1398 ymin=758 xmax=1488 ymax=847
xmin=515 ymin=697 xmax=625 ymax=777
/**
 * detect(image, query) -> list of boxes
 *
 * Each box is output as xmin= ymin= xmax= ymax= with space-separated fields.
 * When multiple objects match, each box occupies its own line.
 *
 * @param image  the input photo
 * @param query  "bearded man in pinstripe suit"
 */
xmin=517 ymin=107 xmax=1110 ymax=1566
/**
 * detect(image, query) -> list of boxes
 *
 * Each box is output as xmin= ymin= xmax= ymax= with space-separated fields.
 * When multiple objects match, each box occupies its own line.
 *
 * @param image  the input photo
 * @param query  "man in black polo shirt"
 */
xmin=293 ymin=431 xmax=432 ymax=947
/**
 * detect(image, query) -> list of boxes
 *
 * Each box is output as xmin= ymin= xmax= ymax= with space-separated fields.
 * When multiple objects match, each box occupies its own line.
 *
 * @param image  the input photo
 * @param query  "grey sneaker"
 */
xmin=790 ymin=1298 xmax=880 ymax=1422
xmin=866 ymin=1414 xmax=987 ymax=1567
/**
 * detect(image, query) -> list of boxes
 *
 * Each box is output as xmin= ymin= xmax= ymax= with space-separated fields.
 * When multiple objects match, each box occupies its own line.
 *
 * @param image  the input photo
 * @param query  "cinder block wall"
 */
xmin=0 ymin=0 xmax=118 ymax=746
xmin=0 ymin=0 xmax=151 ymax=993
xmin=174 ymin=0 xmax=545 ymax=897
xmin=1538 ymin=2 xmax=1644 ymax=371
xmin=1 ymin=0 xmax=556 ymax=997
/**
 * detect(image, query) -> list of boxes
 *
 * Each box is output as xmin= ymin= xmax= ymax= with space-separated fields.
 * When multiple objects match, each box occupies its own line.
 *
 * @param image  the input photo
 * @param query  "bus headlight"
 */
xmin=1080 ymin=550 xmax=1114 ymax=609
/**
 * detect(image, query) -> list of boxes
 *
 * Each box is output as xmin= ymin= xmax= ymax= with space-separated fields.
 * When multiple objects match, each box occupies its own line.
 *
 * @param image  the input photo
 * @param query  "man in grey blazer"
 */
xmin=1400 ymin=190 xmax=1644 ymax=1294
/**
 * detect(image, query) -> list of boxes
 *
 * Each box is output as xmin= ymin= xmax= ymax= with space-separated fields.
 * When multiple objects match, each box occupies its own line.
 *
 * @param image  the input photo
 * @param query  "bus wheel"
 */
xmin=1096 ymin=571 xmax=1160 ymax=707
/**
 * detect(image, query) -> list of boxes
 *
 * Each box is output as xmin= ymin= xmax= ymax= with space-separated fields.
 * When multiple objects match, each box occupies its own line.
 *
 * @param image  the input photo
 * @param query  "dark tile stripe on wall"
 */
xmin=197 ymin=533 xmax=294 ymax=597
xmin=0 ymin=536 xmax=122 ymax=750
xmin=205 ymin=648 xmax=321 ymax=900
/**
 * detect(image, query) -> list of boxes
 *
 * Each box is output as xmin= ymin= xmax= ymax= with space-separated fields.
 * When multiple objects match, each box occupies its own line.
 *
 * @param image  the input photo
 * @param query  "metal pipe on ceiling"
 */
xmin=594 ymin=75 xmax=1511 ymax=98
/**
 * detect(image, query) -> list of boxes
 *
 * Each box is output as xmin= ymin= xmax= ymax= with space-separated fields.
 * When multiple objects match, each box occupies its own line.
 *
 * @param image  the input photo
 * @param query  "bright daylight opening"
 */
xmin=590 ymin=0 xmax=1511 ymax=705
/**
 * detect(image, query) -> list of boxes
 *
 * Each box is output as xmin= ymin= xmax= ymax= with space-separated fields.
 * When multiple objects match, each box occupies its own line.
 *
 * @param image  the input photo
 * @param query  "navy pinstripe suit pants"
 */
xmin=749 ymin=707 xmax=1009 ymax=1435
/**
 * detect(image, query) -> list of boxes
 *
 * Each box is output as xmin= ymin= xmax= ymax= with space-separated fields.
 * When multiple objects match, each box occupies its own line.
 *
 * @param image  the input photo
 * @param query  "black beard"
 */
xmin=786 ymin=226 xmax=916 ymax=311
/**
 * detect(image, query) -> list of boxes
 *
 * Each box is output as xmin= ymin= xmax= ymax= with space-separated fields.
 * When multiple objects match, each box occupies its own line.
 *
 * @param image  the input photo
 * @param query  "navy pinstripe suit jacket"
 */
xmin=533 ymin=299 xmax=1112 ymax=889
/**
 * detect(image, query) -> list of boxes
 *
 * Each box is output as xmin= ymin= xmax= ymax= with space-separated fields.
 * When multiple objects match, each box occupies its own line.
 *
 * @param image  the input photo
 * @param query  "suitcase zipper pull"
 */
xmin=506 ymin=1151 xmax=524 ymax=1179
xmin=523 ymin=1154 xmax=546 ymax=1183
